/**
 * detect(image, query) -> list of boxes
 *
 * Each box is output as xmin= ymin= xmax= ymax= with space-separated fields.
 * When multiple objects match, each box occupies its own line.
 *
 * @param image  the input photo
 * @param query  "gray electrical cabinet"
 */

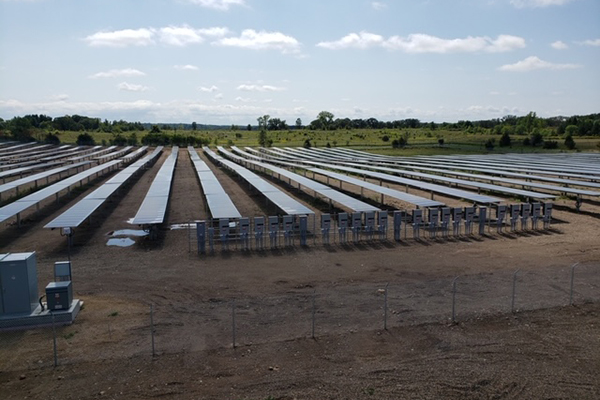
xmin=45 ymin=281 xmax=73 ymax=311
xmin=0 ymin=252 xmax=38 ymax=315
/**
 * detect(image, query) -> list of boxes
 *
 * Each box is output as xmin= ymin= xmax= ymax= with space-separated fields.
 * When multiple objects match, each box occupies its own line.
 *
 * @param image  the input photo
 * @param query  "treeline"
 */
xmin=1 ymin=112 xmax=599 ymax=144
xmin=303 ymin=111 xmax=600 ymax=136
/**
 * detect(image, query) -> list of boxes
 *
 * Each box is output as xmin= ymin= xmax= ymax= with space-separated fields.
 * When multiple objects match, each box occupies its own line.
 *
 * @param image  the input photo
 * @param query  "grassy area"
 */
xmin=39 ymin=128 xmax=600 ymax=156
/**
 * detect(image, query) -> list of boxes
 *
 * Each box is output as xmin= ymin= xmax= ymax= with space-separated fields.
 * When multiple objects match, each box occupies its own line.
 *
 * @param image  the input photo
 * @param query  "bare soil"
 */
xmin=1 ymin=148 xmax=599 ymax=399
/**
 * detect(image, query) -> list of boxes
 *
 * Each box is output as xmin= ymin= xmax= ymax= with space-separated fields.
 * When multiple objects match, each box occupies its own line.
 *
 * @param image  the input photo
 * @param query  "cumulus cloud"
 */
xmin=182 ymin=0 xmax=246 ymax=10
xmin=84 ymin=28 xmax=155 ymax=47
xmin=551 ymin=40 xmax=568 ymax=50
xmin=50 ymin=94 xmax=69 ymax=101
xmin=498 ymin=56 xmax=581 ymax=71
xmin=237 ymin=84 xmax=286 ymax=92
xmin=317 ymin=32 xmax=526 ymax=53
xmin=579 ymin=38 xmax=600 ymax=46
xmin=117 ymin=82 xmax=150 ymax=92
xmin=317 ymin=31 xmax=384 ymax=50
xmin=510 ymin=0 xmax=575 ymax=8
xmin=89 ymin=68 xmax=146 ymax=79
xmin=84 ymin=26 xmax=228 ymax=48
xmin=371 ymin=2 xmax=387 ymax=10
xmin=199 ymin=85 xmax=219 ymax=92
xmin=215 ymin=29 xmax=302 ymax=55
xmin=174 ymin=64 xmax=199 ymax=71
xmin=158 ymin=25 xmax=229 ymax=46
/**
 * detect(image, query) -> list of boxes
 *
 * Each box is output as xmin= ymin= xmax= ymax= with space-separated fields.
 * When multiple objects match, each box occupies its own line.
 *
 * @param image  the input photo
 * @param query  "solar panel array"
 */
xmin=238 ymin=147 xmax=444 ymax=208
xmin=223 ymin=146 xmax=380 ymax=213
xmin=130 ymin=147 xmax=178 ymax=225
xmin=188 ymin=146 xmax=241 ymax=219
xmin=203 ymin=146 xmax=314 ymax=215
xmin=258 ymin=147 xmax=502 ymax=204
xmin=45 ymin=147 xmax=164 ymax=229
xmin=0 ymin=159 xmax=122 ymax=224
xmin=0 ymin=161 xmax=92 ymax=201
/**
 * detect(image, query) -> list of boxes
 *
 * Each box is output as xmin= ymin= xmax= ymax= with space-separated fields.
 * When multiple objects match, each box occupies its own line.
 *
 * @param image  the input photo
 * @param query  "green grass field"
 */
xmin=38 ymin=128 xmax=600 ymax=156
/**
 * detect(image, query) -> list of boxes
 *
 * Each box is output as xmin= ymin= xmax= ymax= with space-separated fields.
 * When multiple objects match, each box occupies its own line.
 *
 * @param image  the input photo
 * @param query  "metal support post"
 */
xmin=451 ymin=277 xmax=459 ymax=323
xmin=511 ymin=269 xmax=520 ymax=313
xmin=570 ymin=263 xmax=579 ymax=306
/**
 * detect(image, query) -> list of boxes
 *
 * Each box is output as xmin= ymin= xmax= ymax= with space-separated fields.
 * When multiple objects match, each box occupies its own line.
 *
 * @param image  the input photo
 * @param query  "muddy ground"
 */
xmin=1 ymin=148 xmax=599 ymax=399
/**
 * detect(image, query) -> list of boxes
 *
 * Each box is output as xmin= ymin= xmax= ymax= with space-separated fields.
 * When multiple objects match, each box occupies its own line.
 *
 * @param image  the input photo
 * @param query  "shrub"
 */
xmin=77 ymin=132 xmax=95 ymax=146
xmin=542 ymin=140 xmax=558 ymax=149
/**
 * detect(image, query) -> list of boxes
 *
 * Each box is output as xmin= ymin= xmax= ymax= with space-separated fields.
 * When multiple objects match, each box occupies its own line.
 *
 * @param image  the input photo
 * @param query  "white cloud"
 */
xmin=214 ymin=93 xmax=224 ymax=100
xmin=499 ymin=56 xmax=582 ymax=71
xmin=84 ymin=26 xmax=229 ymax=48
xmin=551 ymin=40 xmax=568 ymax=50
xmin=371 ymin=2 xmax=387 ymax=10
xmin=510 ymin=0 xmax=575 ymax=8
xmin=317 ymin=32 xmax=525 ymax=53
xmin=174 ymin=64 xmax=199 ymax=71
xmin=159 ymin=25 xmax=205 ymax=46
xmin=317 ymin=31 xmax=384 ymax=50
xmin=89 ymin=68 xmax=146 ymax=79
xmin=235 ymin=96 xmax=252 ymax=102
xmin=117 ymin=82 xmax=150 ymax=92
xmin=215 ymin=29 xmax=302 ymax=55
xmin=158 ymin=25 xmax=229 ymax=46
xmin=199 ymin=85 xmax=219 ymax=92
xmin=182 ymin=0 xmax=245 ymax=10
xmin=84 ymin=28 xmax=155 ymax=47
xmin=237 ymin=84 xmax=286 ymax=92
xmin=579 ymin=38 xmax=600 ymax=46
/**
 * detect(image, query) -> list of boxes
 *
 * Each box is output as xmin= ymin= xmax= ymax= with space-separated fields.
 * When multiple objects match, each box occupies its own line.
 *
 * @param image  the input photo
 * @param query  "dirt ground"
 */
xmin=1 ymin=148 xmax=599 ymax=399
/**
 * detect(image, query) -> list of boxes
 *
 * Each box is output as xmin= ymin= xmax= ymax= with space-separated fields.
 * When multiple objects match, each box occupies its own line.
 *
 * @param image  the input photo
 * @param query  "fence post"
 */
xmin=511 ymin=269 xmax=520 ymax=313
xmin=232 ymin=299 xmax=237 ymax=348
xmin=384 ymin=283 xmax=389 ymax=330
xmin=451 ymin=276 xmax=459 ymax=324
xmin=51 ymin=312 xmax=58 ymax=367
xmin=569 ymin=263 xmax=579 ymax=306
xmin=150 ymin=304 xmax=155 ymax=357
xmin=311 ymin=291 xmax=316 ymax=339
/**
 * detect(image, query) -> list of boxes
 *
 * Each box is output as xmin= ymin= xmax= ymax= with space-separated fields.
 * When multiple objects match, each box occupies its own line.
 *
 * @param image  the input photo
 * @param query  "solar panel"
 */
xmin=0 ymin=161 xmax=92 ymax=200
xmin=188 ymin=146 xmax=241 ymax=219
xmin=130 ymin=147 xmax=178 ymax=225
xmin=203 ymin=147 xmax=314 ymax=215
xmin=236 ymin=147 xmax=444 ymax=208
xmin=0 ymin=159 xmax=122 ymax=224
xmin=224 ymin=147 xmax=380 ymax=212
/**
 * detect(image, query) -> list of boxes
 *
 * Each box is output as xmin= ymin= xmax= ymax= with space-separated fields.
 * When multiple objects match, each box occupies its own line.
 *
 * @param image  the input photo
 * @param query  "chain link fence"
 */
xmin=1 ymin=262 xmax=597 ymax=373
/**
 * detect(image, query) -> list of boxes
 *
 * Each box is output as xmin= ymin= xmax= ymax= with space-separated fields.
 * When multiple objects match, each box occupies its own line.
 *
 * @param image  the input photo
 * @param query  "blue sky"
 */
xmin=0 ymin=0 xmax=598 ymax=125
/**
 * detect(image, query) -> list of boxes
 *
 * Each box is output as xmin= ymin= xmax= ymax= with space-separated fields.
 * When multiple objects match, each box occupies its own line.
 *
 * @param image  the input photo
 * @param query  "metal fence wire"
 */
xmin=0 ymin=262 xmax=596 ymax=372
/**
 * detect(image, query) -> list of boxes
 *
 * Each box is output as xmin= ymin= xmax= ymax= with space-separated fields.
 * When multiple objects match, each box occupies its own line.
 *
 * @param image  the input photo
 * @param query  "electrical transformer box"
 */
xmin=45 ymin=281 xmax=73 ymax=311
xmin=0 ymin=252 xmax=38 ymax=315
xmin=338 ymin=213 xmax=348 ymax=229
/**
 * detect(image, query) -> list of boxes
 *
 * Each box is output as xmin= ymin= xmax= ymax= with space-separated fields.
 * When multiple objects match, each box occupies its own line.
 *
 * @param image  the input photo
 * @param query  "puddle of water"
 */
xmin=107 ymin=238 xmax=136 ymax=247
xmin=111 ymin=229 xmax=148 ymax=237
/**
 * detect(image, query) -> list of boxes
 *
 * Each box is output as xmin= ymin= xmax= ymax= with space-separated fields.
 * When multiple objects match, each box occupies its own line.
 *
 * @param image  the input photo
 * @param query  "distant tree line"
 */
xmin=1 ymin=112 xmax=599 ymax=147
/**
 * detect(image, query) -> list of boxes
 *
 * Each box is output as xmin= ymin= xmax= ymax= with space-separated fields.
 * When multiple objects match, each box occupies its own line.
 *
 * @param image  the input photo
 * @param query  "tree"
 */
xmin=192 ymin=122 xmax=197 ymax=131
xmin=438 ymin=138 xmax=445 ymax=146
xmin=565 ymin=125 xmax=578 ymax=137
xmin=317 ymin=111 xmax=334 ymax=130
xmin=77 ymin=132 xmax=95 ymax=146
xmin=247 ymin=124 xmax=252 ymax=131
xmin=530 ymin=131 xmax=543 ymax=147
xmin=499 ymin=131 xmax=511 ymax=147
xmin=295 ymin=118 xmax=302 ymax=129
xmin=484 ymin=138 xmax=495 ymax=150
xmin=257 ymin=115 xmax=270 ymax=147
xmin=303 ymin=138 xmax=311 ymax=148
xmin=564 ymin=134 xmax=576 ymax=150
